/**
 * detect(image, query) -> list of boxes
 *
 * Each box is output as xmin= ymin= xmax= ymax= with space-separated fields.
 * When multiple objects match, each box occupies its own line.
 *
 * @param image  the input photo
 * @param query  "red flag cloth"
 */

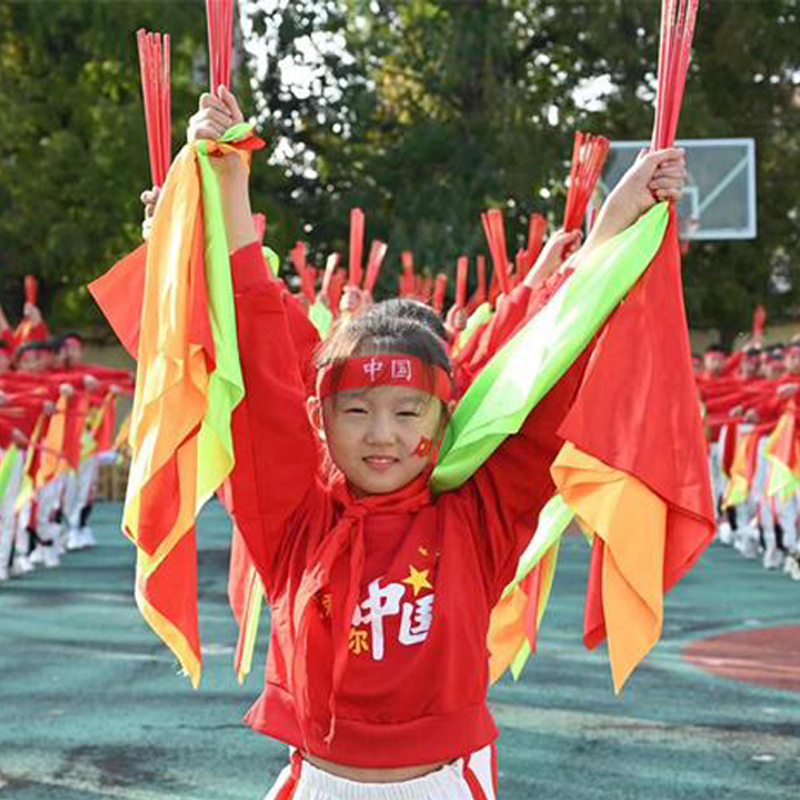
xmin=88 ymin=244 xmax=148 ymax=359
xmin=557 ymin=211 xmax=714 ymax=651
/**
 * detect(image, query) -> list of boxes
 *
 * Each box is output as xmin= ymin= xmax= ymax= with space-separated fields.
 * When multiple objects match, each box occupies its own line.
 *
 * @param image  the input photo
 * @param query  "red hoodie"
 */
xmin=225 ymin=243 xmax=584 ymax=768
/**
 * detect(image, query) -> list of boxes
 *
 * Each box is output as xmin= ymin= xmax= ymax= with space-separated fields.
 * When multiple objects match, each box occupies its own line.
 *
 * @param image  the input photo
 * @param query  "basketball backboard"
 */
xmin=590 ymin=138 xmax=757 ymax=241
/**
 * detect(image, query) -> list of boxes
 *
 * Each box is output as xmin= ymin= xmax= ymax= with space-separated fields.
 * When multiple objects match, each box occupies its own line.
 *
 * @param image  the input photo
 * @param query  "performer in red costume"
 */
xmin=181 ymin=85 xmax=687 ymax=800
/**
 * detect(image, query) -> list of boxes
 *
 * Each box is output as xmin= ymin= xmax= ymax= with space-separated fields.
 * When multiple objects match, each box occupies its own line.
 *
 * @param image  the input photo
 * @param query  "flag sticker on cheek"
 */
xmin=414 ymin=437 xmax=433 ymax=457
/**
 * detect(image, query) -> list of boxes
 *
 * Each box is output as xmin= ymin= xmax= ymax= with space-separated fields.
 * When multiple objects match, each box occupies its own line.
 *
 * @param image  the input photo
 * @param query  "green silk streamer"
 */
xmin=457 ymin=302 xmax=493 ymax=351
xmin=766 ymin=456 xmax=800 ymax=500
xmin=0 ymin=445 xmax=20 ymax=501
xmin=263 ymin=247 xmax=280 ymax=277
xmin=194 ymin=135 xmax=247 ymax=506
xmin=309 ymin=299 xmax=334 ymax=337
xmin=432 ymin=203 xmax=669 ymax=493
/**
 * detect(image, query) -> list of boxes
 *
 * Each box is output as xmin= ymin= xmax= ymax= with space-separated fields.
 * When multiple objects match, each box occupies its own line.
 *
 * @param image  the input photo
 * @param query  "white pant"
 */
xmin=265 ymin=745 xmax=496 ymax=800
xmin=62 ymin=456 xmax=98 ymax=531
xmin=36 ymin=474 xmax=65 ymax=544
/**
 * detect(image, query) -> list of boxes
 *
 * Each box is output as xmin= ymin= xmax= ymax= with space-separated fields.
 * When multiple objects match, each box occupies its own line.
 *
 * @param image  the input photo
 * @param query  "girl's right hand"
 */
xmin=140 ymin=185 xmax=161 ymax=241
xmin=187 ymin=86 xmax=244 ymax=144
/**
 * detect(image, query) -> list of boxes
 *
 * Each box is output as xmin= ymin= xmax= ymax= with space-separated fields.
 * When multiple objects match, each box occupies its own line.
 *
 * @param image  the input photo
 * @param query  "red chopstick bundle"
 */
xmin=563 ymin=132 xmax=610 ymax=232
xmin=400 ymin=251 xmax=415 ymax=297
xmin=348 ymin=209 xmax=365 ymax=287
xmin=363 ymin=241 xmax=388 ymax=295
xmin=476 ymin=256 xmax=487 ymax=304
xmin=24 ymin=275 xmax=38 ymax=305
xmin=525 ymin=214 xmax=547 ymax=268
xmin=752 ymin=304 xmax=767 ymax=339
xmin=433 ymin=274 xmax=448 ymax=314
xmin=329 ymin=269 xmax=346 ymax=314
xmin=481 ymin=210 xmax=511 ymax=296
xmin=652 ymin=0 xmax=700 ymax=149
xmin=206 ymin=0 xmax=235 ymax=92
xmin=455 ymin=257 xmax=469 ymax=309
xmin=419 ymin=276 xmax=433 ymax=305
xmin=136 ymin=29 xmax=171 ymax=188
xmin=321 ymin=253 xmax=340 ymax=301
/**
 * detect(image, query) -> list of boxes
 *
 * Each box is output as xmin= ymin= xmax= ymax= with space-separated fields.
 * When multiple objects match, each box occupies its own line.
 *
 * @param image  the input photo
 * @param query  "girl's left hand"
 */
xmin=525 ymin=228 xmax=583 ymax=288
xmin=617 ymin=148 xmax=687 ymax=219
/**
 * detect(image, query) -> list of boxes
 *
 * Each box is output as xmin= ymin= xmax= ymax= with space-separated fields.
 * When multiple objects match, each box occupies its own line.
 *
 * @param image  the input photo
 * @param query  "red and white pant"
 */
xmin=264 ymin=744 xmax=497 ymax=800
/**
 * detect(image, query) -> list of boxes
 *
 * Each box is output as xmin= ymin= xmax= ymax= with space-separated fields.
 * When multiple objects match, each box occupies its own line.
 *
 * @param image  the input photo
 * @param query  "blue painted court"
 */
xmin=0 ymin=501 xmax=797 ymax=800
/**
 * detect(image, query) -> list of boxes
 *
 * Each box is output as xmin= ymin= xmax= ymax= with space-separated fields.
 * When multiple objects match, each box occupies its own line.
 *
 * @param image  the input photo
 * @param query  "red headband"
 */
xmin=317 ymin=355 xmax=451 ymax=402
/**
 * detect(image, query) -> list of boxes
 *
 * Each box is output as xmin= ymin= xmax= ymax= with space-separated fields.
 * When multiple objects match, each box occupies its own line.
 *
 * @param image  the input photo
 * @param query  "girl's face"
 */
xmin=320 ymin=385 xmax=444 ymax=495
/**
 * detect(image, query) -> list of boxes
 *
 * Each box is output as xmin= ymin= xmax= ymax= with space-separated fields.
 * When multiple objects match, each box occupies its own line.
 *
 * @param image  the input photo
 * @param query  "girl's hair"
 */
xmin=368 ymin=298 xmax=448 ymax=342
xmin=315 ymin=302 xmax=452 ymax=394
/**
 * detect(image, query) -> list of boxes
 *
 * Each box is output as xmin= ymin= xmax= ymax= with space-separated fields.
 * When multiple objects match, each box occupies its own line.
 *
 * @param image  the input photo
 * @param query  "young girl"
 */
xmin=181 ymin=86 xmax=686 ymax=800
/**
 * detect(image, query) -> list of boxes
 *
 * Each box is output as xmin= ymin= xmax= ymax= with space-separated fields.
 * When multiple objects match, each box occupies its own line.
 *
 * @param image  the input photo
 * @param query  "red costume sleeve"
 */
xmin=226 ymin=243 xmax=320 ymax=592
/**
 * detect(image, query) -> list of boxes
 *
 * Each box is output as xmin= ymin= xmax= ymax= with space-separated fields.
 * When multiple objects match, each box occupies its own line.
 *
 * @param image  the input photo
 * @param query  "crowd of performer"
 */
xmin=0 ymin=288 xmax=133 ymax=581
xmin=698 ymin=337 xmax=800 ymax=580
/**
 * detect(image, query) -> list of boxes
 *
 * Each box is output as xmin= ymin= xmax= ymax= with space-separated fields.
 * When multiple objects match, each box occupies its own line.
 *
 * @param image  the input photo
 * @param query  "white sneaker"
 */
xmin=763 ymin=547 xmax=784 ymax=570
xmin=78 ymin=528 xmax=96 ymax=548
xmin=29 ymin=546 xmax=46 ymax=566
xmin=42 ymin=545 xmax=60 ymax=569
xmin=718 ymin=520 xmax=734 ymax=545
xmin=736 ymin=525 xmax=760 ymax=559
xmin=66 ymin=529 xmax=84 ymax=551
xmin=0 ymin=565 xmax=8 ymax=582
xmin=11 ymin=555 xmax=34 ymax=576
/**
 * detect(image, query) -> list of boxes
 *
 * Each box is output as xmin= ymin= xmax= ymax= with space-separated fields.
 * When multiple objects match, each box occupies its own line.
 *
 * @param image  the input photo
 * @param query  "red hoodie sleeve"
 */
xmin=226 ymin=243 xmax=320 ymax=592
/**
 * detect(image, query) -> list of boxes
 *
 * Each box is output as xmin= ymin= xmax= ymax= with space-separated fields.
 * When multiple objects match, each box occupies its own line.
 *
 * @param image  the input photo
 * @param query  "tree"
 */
xmin=0 ymin=0 xmax=208 ymax=330
xmin=241 ymin=0 xmax=800 ymax=339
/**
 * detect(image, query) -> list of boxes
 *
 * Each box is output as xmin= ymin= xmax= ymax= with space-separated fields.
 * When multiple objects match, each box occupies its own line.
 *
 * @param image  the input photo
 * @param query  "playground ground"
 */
xmin=0 ymin=500 xmax=798 ymax=800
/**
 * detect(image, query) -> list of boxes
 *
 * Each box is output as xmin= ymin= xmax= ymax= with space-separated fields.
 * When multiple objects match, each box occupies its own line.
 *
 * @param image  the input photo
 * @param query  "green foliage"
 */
xmin=0 ymin=0 xmax=207 ymax=331
xmin=242 ymin=0 xmax=800 ymax=341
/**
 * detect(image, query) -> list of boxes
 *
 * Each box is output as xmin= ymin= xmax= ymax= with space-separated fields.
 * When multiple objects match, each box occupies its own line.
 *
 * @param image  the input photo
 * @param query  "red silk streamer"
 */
xmin=348 ymin=208 xmax=365 ymax=287
xmin=136 ymin=29 xmax=171 ymax=187
xmin=652 ymin=0 xmax=699 ymax=150
xmin=252 ymin=213 xmax=266 ymax=243
xmin=481 ymin=210 xmax=511 ymax=296
xmin=400 ymin=251 xmax=415 ymax=298
xmin=363 ymin=241 xmax=388 ymax=295
xmin=753 ymin=304 xmax=767 ymax=339
xmin=563 ymin=132 xmax=610 ymax=233
xmin=433 ymin=274 xmax=448 ymax=314
xmin=456 ymin=257 xmax=469 ymax=309
xmin=206 ymin=0 xmax=234 ymax=92
xmin=24 ymin=275 xmax=38 ymax=305
xmin=321 ymin=253 xmax=340 ymax=302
